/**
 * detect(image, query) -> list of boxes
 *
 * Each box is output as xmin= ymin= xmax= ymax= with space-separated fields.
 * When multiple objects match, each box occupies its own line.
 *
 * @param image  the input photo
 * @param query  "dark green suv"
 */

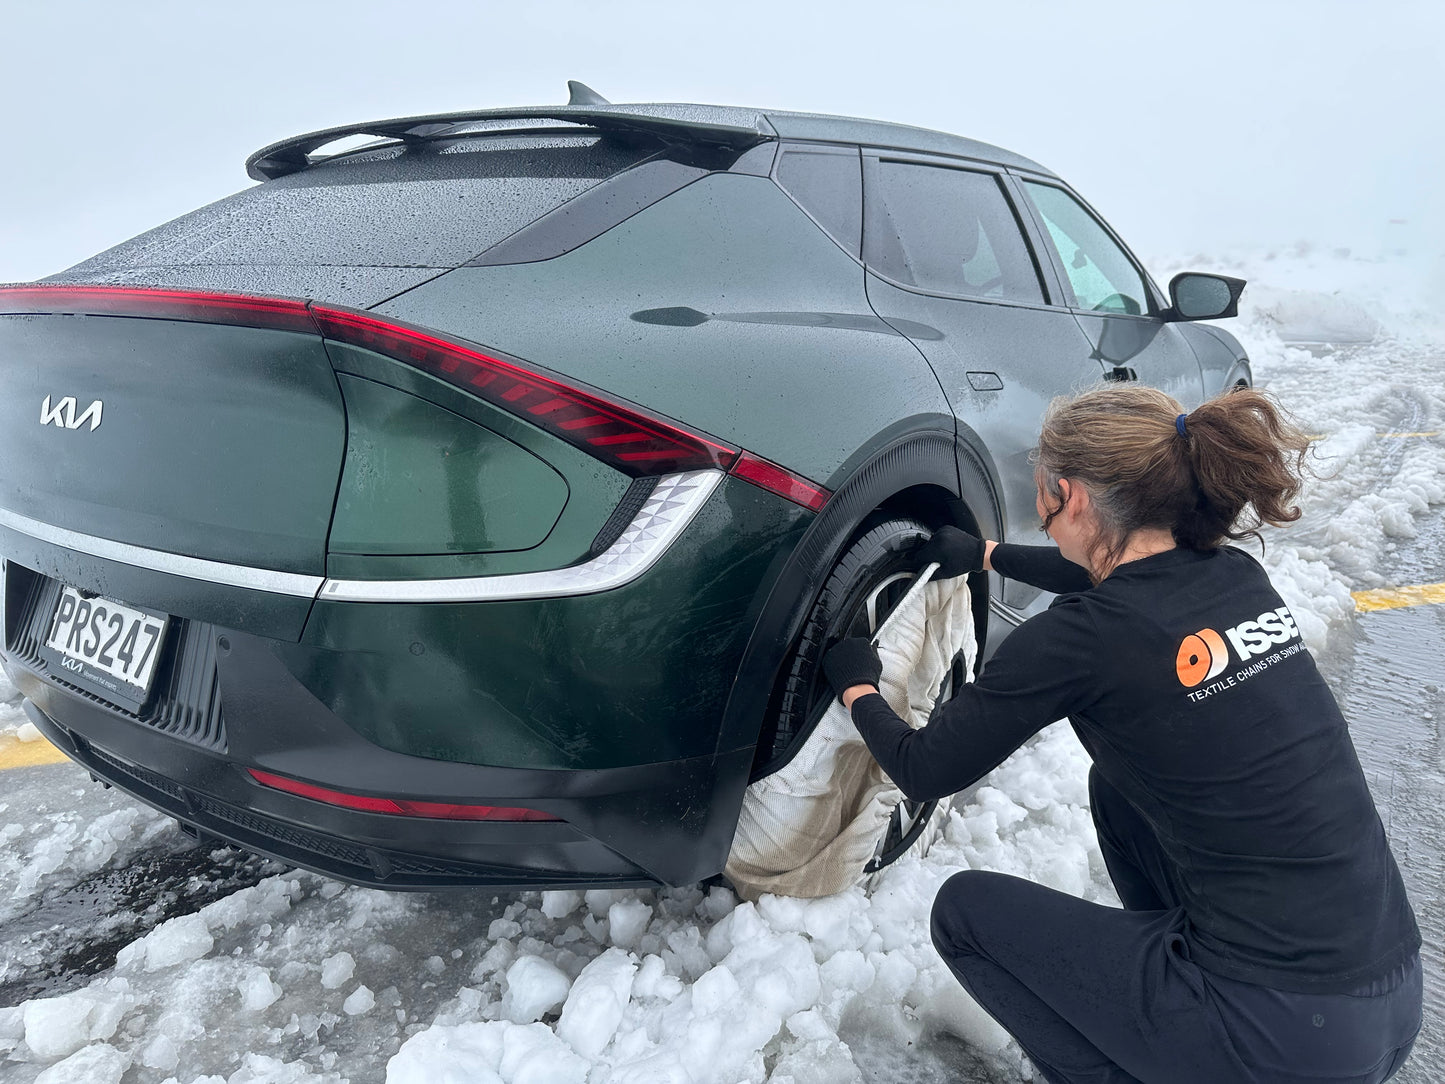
xmin=0 ymin=86 xmax=1251 ymax=890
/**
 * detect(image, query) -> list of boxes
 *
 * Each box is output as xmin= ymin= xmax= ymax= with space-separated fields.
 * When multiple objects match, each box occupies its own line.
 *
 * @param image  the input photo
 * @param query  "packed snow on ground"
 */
xmin=0 ymin=671 xmax=32 ymax=746
xmin=0 ymin=248 xmax=1441 ymax=1083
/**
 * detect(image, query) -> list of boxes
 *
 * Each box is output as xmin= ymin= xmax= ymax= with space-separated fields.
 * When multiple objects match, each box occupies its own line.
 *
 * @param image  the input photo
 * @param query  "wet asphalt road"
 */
xmin=1338 ymin=602 xmax=1445 ymax=1082
xmin=1324 ymin=553 xmax=1445 ymax=1080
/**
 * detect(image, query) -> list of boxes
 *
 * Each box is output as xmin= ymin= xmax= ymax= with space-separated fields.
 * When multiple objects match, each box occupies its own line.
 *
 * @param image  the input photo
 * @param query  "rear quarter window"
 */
xmin=68 ymin=135 xmax=655 ymax=273
xmin=775 ymin=145 xmax=863 ymax=259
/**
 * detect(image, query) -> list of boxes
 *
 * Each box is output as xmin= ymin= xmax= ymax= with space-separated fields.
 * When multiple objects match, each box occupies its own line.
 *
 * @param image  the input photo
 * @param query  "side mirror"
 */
xmin=1166 ymin=273 xmax=1246 ymax=320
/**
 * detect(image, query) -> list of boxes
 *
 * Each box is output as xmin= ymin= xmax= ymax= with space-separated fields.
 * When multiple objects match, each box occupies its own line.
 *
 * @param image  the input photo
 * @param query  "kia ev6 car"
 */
xmin=0 ymin=83 xmax=1252 ymax=890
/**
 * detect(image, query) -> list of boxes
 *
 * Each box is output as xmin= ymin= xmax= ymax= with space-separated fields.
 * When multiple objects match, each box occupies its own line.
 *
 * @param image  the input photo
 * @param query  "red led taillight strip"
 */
xmin=309 ymin=304 xmax=739 ymax=478
xmin=731 ymin=452 xmax=830 ymax=513
xmin=248 ymin=768 xmax=561 ymax=822
xmin=0 ymin=285 xmax=830 ymax=509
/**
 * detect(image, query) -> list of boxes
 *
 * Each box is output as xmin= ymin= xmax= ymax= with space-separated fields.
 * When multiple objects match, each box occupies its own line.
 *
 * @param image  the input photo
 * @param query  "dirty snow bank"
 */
xmin=0 ymin=669 xmax=30 ymax=744
xmin=1156 ymin=242 xmax=1445 ymax=346
xmin=0 ymin=722 xmax=1096 ymax=1083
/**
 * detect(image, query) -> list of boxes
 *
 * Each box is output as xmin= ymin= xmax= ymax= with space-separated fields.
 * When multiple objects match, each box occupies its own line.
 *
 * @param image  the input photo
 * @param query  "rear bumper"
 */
xmin=13 ymin=674 xmax=751 ymax=891
xmin=0 ymin=471 xmax=809 ymax=889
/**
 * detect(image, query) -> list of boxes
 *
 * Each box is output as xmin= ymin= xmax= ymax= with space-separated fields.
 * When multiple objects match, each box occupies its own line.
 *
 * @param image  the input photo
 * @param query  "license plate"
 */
xmin=43 ymin=587 xmax=169 ymax=704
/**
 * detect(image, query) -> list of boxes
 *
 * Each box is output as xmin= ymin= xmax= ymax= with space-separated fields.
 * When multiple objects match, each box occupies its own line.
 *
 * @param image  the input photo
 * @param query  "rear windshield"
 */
xmin=68 ymin=134 xmax=654 ymax=273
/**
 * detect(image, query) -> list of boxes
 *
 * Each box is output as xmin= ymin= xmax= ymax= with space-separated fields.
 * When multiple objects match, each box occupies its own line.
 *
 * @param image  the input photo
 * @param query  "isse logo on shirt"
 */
xmin=1175 ymin=606 xmax=1301 ymax=688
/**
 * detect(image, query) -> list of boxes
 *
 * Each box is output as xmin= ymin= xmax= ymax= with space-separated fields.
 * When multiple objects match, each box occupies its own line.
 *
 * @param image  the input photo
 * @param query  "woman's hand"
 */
xmin=917 ymin=526 xmax=994 ymax=578
xmin=822 ymin=638 xmax=882 ymax=706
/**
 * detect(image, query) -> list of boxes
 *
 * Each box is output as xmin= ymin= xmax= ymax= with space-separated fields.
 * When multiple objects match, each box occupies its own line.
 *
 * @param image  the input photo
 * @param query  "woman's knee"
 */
xmin=930 ymin=869 xmax=1010 ymax=958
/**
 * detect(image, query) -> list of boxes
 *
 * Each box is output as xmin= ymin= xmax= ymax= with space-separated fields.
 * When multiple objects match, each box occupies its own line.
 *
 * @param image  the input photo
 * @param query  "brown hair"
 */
xmin=1034 ymin=385 xmax=1312 ymax=576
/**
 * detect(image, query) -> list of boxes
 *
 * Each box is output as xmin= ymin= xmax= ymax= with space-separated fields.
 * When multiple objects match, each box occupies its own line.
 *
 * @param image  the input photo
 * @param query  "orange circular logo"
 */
xmin=1176 ymin=628 xmax=1227 ymax=687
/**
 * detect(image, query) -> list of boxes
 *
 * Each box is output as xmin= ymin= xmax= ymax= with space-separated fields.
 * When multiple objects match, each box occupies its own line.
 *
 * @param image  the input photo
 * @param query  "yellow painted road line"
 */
xmin=0 ymin=736 xmax=70 ymax=770
xmin=1353 ymin=582 xmax=1445 ymax=613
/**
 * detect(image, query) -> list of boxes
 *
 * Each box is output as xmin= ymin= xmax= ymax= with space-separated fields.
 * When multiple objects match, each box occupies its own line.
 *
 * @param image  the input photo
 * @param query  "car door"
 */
xmin=1010 ymin=176 xmax=1207 ymax=408
xmin=859 ymin=152 xmax=1097 ymax=611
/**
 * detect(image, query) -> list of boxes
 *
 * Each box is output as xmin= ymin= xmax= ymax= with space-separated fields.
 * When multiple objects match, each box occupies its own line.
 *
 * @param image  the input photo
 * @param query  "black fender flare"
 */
xmin=714 ymin=425 xmax=999 ymax=760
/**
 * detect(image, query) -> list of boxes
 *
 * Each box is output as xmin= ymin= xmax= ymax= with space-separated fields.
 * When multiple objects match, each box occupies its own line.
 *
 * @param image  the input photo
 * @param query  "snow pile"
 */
xmin=0 ymin=721 xmax=1100 ymax=1082
xmin=0 ymin=669 xmax=30 ymax=743
xmin=1241 ymin=334 xmax=1444 ymax=646
xmin=0 ymin=803 xmax=173 ymax=925
xmin=1156 ymin=243 xmax=1445 ymax=346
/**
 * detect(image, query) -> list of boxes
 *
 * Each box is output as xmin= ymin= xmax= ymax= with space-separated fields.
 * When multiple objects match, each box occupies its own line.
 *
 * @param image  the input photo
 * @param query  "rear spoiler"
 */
xmin=246 ymin=101 xmax=777 ymax=181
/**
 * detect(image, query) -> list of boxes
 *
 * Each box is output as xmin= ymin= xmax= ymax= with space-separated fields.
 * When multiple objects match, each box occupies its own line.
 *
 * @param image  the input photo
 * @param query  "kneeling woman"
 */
xmin=823 ymin=386 xmax=1421 ymax=1083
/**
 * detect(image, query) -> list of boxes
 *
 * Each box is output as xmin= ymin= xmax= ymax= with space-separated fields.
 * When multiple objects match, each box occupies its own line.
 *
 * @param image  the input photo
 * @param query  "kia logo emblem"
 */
xmin=40 ymin=395 xmax=103 ymax=431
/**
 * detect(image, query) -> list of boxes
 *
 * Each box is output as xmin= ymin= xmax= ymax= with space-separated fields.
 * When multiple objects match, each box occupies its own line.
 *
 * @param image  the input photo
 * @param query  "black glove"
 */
xmin=822 ymin=637 xmax=883 ymax=701
xmin=915 ymin=525 xmax=986 ymax=579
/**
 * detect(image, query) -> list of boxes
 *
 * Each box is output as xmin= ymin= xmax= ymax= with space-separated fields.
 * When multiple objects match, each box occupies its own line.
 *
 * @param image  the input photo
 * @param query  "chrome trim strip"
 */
xmin=988 ymin=597 xmax=1025 ymax=627
xmin=0 ymin=508 xmax=325 ymax=597
xmin=318 ymin=470 xmax=725 ymax=604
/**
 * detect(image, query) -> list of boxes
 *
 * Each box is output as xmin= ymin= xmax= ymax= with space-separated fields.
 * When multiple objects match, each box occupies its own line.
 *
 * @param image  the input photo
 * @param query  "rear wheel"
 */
xmin=752 ymin=514 xmax=969 ymax=871
xmin=755 ymin=515 xmax=968 ymax=768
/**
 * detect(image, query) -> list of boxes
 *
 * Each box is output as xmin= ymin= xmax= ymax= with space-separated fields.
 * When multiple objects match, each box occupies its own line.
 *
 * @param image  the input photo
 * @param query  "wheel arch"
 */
xmin=714 ymin=424 xmax=999 ymax=761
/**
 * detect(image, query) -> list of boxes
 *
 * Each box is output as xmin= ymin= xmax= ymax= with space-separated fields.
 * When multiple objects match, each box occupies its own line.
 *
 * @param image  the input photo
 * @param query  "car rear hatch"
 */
xmin=0 ymin=288 xmax=344 ymax=641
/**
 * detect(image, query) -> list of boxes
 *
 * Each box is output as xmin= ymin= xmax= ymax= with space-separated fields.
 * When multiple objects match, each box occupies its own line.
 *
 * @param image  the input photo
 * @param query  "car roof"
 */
xmin=246 ymin=96 xmax=1056 ymax=181
xmin=557 ymin=100 xmax=1055 ymax=175
xmin=756 ymin=104 xmax=1051 ymax=175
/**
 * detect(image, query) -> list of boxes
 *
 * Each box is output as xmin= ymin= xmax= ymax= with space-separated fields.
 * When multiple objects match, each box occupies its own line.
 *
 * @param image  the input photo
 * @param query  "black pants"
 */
xmin=929 ymin=770 xmax=1421 ymax=1084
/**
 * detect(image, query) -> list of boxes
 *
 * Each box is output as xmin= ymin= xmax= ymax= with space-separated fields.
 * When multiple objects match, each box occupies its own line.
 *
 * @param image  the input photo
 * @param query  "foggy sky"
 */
xmin=2 ymin=0 xmax=1439 ymax=284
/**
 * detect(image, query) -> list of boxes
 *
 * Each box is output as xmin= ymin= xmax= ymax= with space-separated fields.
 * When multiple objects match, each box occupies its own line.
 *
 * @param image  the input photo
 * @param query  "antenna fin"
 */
xmin=566 ymin=80 xmax=612 ymax=106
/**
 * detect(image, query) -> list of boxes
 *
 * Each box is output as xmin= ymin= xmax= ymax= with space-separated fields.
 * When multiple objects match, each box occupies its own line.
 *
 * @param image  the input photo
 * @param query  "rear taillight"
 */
xmin=0 ymin=285 xmax=830 ymax=509
xmin=731 ymin=452 xmax=830 ymax=513
xmin=310 ymin=304 xmax=738 ymax=477
xmin=247 ymin=768 xmax=561 ymax=822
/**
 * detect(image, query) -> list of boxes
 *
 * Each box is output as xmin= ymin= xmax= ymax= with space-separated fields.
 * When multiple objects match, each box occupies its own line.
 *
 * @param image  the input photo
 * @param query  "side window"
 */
xmin=864 ymin=160 xmax=1044 ymax=304
xmin=775 ymin=145 xmax=862 ymax=259
xmin=1022 ymin=182 xmax=1151 ymax=315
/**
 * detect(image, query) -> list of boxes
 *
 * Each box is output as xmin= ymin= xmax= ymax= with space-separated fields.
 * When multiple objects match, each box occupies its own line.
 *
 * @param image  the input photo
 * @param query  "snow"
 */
xmin=32 ymin=1042 xmax=131 ymax=1084
xmin=500 ymin=957 xmax=571 ymax=1024
xmin=0 ymin=248 xmax=1440 ymax=1082
xmin=238 ymin=969 xmax=283 ymax=1013
xmin=555 ymin=949 xmax=637 ymax=1059
xmin=0 ymin=669 xmax=26 ymax=743
xmin=342 ymin=987 xmax=375 ymax=1017
xmin=319 ymin=953 xmax=356 ymax=991
xmin=118 ymin=913 xmax=215 ymax=973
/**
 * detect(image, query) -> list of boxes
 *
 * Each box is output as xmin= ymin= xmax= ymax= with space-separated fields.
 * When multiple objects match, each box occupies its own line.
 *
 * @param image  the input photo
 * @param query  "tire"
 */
xmin=752 ymin=513 xmax=974 ymax=872
xmin=755 ymin=515 xmax=937 ymax=776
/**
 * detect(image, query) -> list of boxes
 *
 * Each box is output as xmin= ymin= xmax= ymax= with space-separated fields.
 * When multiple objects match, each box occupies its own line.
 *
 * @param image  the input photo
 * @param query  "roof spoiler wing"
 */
xmin=246 ymin=106 xmax=777 ymax=181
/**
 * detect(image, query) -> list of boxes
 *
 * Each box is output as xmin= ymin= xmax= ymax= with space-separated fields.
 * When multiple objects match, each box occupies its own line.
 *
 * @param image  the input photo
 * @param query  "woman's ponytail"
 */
xmin=1175 ymin=387 xmax=1311 ymax=550
xmin=1035 ymin=385 xmax=1312 ymax=570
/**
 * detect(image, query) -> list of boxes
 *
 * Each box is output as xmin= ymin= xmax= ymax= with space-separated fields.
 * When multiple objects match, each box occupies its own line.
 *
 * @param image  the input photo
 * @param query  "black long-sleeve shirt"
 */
xmin=851 ymin=542 xmax=1419 ymax=993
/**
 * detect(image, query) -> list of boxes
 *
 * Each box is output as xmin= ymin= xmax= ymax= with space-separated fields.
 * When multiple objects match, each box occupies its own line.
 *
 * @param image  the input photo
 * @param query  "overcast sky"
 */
xmin=2 ymin=0 xmax=1440 ymax=284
